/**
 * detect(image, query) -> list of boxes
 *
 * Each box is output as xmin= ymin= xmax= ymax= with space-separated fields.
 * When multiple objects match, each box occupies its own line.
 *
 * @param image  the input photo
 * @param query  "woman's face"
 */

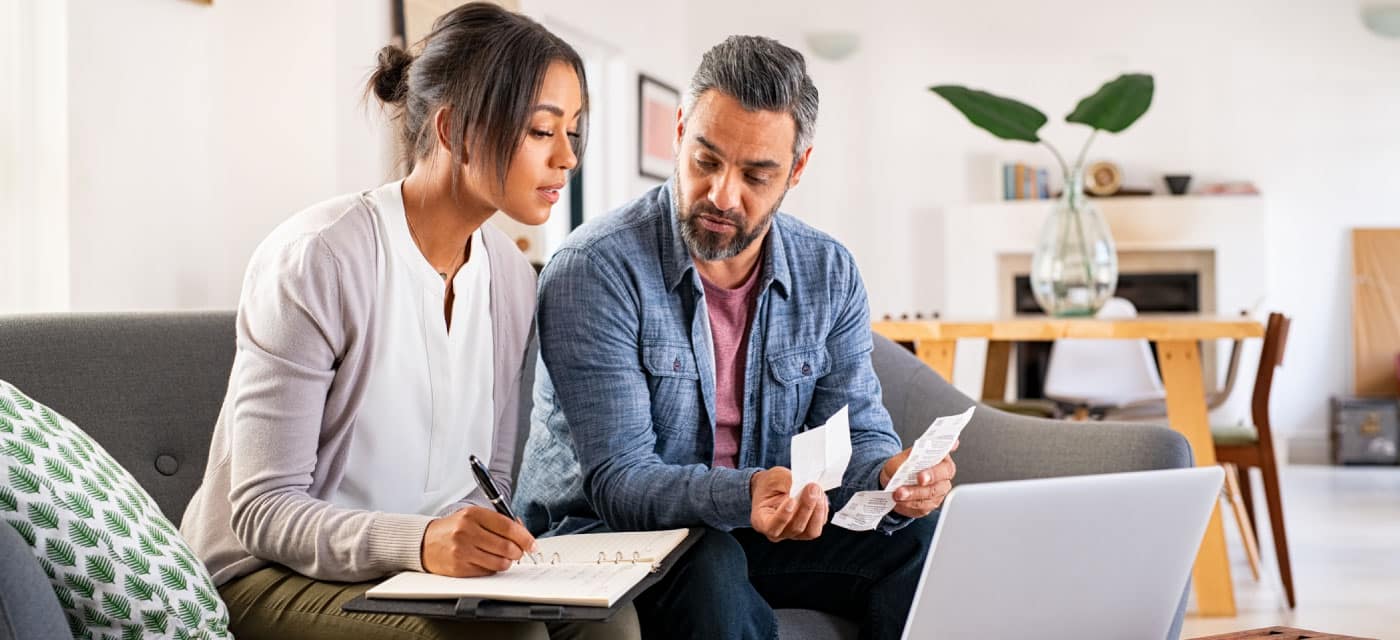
xmin=487 ymin=61 xmax=584 ymax=226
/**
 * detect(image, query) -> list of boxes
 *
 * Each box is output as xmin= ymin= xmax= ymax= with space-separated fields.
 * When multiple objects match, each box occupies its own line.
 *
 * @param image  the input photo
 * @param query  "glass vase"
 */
xmin=1029 ymin=167 xmax=1119 ymax=317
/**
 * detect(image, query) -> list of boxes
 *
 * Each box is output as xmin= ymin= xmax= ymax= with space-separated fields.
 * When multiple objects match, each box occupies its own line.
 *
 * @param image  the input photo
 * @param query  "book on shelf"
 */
xmin=1000 ymin=162 xmax=1053 ymax=201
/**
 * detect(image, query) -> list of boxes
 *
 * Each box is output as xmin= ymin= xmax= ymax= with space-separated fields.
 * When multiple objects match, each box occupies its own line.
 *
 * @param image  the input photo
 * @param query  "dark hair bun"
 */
xmin=371 ymin=44 xmax=413 ymax=104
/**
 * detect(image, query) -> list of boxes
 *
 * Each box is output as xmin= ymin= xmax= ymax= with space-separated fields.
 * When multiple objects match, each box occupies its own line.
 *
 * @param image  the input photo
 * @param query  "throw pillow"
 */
xmin=0 ymin=379 xmax=231 ymax=640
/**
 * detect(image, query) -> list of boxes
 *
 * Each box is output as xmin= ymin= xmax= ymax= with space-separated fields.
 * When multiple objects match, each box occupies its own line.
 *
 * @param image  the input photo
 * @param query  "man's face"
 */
xmin=673 ymin=90 xmax=812 ymax=262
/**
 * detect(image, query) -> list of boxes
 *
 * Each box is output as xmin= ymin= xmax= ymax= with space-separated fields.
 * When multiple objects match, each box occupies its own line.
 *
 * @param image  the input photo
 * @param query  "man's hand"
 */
xmin=750 ymin=467 xmax=829 ymax=542
xmin=421 ymin=506 xmax=537 ymax=577
xmin=880 ymin=440 xmax=959 ymax=518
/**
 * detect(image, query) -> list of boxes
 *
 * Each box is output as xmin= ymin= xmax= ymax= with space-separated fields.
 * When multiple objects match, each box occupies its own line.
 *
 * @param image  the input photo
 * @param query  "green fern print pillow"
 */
xmin=0 ymin=380 xmax=231 ymax=640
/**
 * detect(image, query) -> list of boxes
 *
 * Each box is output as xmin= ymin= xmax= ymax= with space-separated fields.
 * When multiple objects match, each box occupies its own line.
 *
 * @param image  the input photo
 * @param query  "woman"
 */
xmin=180 ymin=5 xmax=636 ymax=639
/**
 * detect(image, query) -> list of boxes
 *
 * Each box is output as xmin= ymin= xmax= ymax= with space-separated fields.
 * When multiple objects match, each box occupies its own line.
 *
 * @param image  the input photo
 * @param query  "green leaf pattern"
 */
xmin=0 ymin=395 xmax=19 ymax=419
xmin=0 ymin=380 xmax=231 ymax=638
xmin=142 ymin=609 xmax=170 ymax=635
xmin=7 ymin=518 xmax=37 ymax=546
xmin=4 ymin=439 xmax=36 ymax=465
xmin=22 ymin=425 xmax=50 ymax=448
xmin=66 ymin=490 xmax=96 ymax=519
xmin=67 ymin=573 xmax=98 ymax=599
xmin=87 ymin=555 xmax=117 ymax=584
xmin=46 ymin=537 xmax=78 ymax=567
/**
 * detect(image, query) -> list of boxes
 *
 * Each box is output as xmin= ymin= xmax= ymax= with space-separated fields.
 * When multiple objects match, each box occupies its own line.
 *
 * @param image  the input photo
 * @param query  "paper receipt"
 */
xmin=831 ymin=406 xmax=975 ymax=531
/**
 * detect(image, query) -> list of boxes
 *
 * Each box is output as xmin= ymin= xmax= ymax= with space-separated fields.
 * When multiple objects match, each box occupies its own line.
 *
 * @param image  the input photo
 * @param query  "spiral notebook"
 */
xmin=364 ymin=528 xmax=691 ymax=608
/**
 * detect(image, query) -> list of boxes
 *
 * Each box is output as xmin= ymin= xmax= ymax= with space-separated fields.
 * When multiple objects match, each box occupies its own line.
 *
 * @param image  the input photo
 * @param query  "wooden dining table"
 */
xmin=873 ymin=316 xmax=1267 ymax=617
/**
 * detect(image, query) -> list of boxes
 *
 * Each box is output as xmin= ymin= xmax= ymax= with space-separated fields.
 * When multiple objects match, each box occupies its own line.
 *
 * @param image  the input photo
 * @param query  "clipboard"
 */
xmin=342 ymin=528 xmax=704 ymax=622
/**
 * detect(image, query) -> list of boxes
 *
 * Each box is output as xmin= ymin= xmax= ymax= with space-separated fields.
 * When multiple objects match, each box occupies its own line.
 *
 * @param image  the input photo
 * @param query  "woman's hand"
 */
xmin=420 ymin=506 xmax=537 ymax=577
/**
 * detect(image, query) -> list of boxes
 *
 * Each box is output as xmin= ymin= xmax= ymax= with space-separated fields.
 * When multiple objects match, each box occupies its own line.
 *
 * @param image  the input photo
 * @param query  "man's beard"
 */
xmin=673 ymin=172 xmax=785 ymax=262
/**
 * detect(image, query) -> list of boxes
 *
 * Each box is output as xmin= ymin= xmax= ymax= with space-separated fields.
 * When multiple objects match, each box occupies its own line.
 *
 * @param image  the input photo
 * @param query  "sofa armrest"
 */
xmin=0 ymin=521 xmax=68 ymax=640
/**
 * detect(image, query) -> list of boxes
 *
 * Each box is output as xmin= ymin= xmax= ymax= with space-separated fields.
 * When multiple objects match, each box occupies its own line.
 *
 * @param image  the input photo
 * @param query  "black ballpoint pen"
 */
xmin=469 ymin=454 xmax=519 ymax=522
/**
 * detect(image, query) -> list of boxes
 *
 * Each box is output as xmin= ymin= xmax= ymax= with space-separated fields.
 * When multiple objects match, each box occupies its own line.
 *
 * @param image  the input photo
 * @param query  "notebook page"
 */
xmin=528 ymin=529 xmax=689 ymax=566
xmin=366 ymin=563 xmax=653 ymax=607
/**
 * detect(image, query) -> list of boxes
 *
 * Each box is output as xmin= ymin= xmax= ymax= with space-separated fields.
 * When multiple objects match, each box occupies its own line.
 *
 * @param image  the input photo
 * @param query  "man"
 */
xmin=514 ymin=35 xmax=957 ymax=640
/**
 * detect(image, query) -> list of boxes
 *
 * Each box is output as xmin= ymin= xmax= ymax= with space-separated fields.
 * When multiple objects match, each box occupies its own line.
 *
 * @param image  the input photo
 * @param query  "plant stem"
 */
xmin=1074 ymin=129 xmax=1099 ymax=173
xmin=1071 ymin=204 xmax=1095 ymax=293
xmin=1040 ymin=141 xmax=1070 ymax=178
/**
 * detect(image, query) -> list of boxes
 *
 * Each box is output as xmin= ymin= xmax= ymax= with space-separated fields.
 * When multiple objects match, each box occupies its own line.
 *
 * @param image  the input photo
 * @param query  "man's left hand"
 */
xmin=879 ymin=440 xmax=959 ymax=518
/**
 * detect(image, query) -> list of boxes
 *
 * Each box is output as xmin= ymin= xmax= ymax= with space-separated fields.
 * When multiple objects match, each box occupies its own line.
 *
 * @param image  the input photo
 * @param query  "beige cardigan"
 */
xmin=180 ymin=188 xmax=537 ymax=586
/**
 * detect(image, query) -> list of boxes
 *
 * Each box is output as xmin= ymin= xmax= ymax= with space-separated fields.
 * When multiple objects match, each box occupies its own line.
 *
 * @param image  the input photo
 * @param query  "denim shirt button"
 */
xmin=801 ymin=362 xmax=812 ymax=376
xmin=673 ymin=358 xmax=682 ymax=372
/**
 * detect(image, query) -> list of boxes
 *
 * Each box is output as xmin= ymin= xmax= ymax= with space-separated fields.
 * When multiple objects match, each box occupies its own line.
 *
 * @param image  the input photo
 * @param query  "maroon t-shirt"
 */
xmin=699 ymin=265 xmax=761 ymax=469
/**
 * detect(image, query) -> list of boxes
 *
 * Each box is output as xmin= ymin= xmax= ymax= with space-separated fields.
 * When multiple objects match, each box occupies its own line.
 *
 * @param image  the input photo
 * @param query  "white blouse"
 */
xmin=330 ymin=180 xmax=495 ymax=518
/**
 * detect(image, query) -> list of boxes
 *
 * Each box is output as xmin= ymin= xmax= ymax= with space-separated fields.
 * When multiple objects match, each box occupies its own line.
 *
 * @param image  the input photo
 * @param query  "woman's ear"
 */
xmin=433 ymin=106 xmax=467 ymax=164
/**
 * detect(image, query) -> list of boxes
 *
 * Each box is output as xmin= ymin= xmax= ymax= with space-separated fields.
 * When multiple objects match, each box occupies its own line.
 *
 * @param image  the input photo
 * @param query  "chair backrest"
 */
xmin=1249 ymin=312 xmax=1291 ymax=445
xmin=1042 ymin=298 xmax=1166 ymax=407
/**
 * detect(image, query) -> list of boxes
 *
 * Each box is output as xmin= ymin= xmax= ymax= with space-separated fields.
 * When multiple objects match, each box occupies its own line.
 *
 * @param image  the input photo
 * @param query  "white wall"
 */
xmin=681 ymin=0 xmax=1400 ymax=444
xmin=11 ymin=0 xmax=1397 ymax=446
xmin=61 ymin=0 xmax=393 ymax=311
xmin=1 ymin=0 xmax=69 ymax=313
xmin=524 ymin=0 xmax=692 ymax=211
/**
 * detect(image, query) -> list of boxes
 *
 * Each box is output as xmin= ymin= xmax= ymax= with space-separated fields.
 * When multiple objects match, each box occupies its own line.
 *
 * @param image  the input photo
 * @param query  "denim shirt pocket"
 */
xmin=765 ymin=344 xmax=832 ymax=434
xmin=641 ymin=341 xmax=702 ymax=435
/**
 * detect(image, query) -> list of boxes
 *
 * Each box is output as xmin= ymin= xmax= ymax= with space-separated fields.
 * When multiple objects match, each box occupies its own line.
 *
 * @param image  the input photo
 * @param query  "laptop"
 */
xmin=900 ymin=467 xmax=1224 ymax=640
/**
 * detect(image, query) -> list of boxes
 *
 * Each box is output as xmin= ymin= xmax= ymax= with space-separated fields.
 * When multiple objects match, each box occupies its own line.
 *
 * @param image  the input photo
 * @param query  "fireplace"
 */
xmin=1012 ymin=272 xmax=1202 ymax=399
xmin=997 ymin=249 xmax=1217 ymax=401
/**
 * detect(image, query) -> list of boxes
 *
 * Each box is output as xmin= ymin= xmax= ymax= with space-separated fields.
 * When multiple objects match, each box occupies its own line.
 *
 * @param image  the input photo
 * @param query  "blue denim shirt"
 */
xmin=513 ymin=181 xmax=908 ymax=536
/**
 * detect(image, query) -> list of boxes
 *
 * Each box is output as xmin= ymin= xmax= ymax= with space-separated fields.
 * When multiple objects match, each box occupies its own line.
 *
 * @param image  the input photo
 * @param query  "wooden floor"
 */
xmin=1181 ymin=465 xmax=1400 ymax=639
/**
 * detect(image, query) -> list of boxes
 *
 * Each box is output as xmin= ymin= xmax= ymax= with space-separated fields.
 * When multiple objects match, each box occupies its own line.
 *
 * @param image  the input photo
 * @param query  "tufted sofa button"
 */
xmin=155 ymin=454 xmax=179 ymax=476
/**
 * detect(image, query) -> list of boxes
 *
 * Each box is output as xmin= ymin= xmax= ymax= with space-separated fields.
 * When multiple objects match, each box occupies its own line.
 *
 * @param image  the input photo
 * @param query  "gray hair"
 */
xmin=683 ymin=35 xmax=819 ymax=162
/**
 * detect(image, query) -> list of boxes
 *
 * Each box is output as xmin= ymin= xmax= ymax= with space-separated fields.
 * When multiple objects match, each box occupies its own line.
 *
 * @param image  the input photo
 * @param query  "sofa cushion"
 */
xmin=0 ymin=380 xmax=231 ymax=639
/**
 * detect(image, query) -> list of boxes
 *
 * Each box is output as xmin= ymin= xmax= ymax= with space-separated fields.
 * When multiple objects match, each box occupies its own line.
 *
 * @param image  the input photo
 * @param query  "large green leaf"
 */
xmin=1065 ymin=73 xmax=1154 ymax=133
xmin=929 ymin=85 xmax=1047 ymax=142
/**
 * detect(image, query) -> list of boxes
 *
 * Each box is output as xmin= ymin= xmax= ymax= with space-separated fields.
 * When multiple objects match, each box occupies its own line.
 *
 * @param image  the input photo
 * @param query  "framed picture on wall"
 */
xmin=638 ymin=74 xmax=679 ymax=180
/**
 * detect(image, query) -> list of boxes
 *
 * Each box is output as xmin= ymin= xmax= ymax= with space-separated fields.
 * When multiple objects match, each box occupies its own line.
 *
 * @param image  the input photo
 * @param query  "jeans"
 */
xmin=633 ymin=516 xmax=937 ymax=640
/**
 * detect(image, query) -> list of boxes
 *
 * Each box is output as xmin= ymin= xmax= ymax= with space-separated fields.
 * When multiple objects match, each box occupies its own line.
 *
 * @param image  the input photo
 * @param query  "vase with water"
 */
xmin=1028 ymin=167 xmax=1118 ymax=316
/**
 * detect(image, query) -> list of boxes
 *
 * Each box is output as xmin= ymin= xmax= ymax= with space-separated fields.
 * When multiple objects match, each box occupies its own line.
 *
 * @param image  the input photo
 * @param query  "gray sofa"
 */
xmin=0 ymin=312 xmax=1193 ymax=640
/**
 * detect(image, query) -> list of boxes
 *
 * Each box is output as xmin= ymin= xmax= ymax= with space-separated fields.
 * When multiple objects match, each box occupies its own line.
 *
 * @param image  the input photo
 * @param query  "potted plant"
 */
xmin=931 ymin=74 xmax=1154 ymax=316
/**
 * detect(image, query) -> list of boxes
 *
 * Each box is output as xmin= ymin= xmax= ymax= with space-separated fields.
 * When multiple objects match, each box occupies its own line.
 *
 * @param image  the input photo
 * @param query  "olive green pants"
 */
xmin=219 ymin=566 xmax=641 ymax=640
